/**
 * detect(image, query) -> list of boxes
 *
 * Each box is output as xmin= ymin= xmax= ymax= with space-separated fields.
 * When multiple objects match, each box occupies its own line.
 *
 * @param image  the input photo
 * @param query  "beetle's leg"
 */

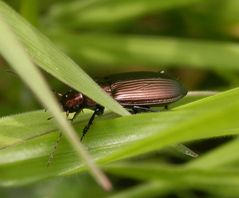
xmin=66 ymin=110 xmax=69 ymax=118
xmin=69 ymin=111 xmax=81 ymax=122
xmin=47 ymin=110 xmax=77 ymax=166
xmin=80 ymin=105 xmax=104 ymax=141
xmin=130 ymin=105 xmax=157 ymax=114
xmin=47 ymin=132 xmax=62 ymax=167
xmin=164 ymin=105 xmax=169 ymax=110
xmin=47 ymin=116 xmax=53 ymax=120
xmin=48 ymin=110 xmax=71 ymax=121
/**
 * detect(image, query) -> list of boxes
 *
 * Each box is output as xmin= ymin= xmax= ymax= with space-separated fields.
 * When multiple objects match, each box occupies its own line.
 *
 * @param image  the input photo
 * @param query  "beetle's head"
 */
xmin=57 ymin=90 xmax=84 ymax=112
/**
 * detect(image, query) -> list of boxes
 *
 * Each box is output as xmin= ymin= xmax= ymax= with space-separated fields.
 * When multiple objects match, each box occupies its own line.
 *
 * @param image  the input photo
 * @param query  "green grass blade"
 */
xmin=20 ymin=0 xmax=39 ymax=26
xmin=105 ymin=163 xmax=239 ymax=192
xmin=50 ymin=32 xmax=239 ymax=71
xmin=106 ymin=163 xmax=239 ymax=183
xmin=109 ymin=181 xmax=173 ymax=198
xmin=188 ymin=138 xmax=239 ymax=168
xmin=0 ymin=15 xmax=111 ymax=190
xmin=0 ymin=1 xmax=129 ymax=116
xmin=0 ymin=88 xmax=239 ymax=185
xmin=48 ymin=0 xmax=206 ymax=28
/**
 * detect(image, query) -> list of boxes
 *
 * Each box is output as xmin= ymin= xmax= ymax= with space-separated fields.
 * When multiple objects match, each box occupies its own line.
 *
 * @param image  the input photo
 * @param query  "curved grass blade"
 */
xmin=187 ymin=138 xmax=239 ymax=168
xmin=0 ymin=1 xmax=129 ymax=116
xmin=105 ymin=163 xmax=239 ymax=192
xmin=0 ymin=88 xmax=239 ymax=185
xmin=49 ymin=32 xmax=239 ymax=71
xmin=108 ymin=181 xmax=173 ymax=198
xmin=0 ymin=15 xmax=111 ymax=190
xmin=48 ymin=0 xmax=206 ymax=28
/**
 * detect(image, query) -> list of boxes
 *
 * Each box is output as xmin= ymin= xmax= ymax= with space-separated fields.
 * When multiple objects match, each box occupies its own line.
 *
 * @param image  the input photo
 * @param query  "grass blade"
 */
xmin=0 ymin=88 xmax=239 ymax=185
xmin=48 ymin=0 xmax=206 ymax=28
xmin=0 ymin=15 xmax=111 ymax=190
xmin=0 ymin=1 xmax=129 ymax=116
xmin=50 ymin=32 xmax=239 ymax=71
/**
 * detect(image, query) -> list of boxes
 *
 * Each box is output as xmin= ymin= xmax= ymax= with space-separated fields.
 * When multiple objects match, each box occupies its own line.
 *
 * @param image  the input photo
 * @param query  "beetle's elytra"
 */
xmin=58 ymin=71 xmax=187 ymax=140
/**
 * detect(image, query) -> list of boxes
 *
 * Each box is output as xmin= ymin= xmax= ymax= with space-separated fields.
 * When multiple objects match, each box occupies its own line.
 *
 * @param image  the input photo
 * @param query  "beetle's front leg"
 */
xmin=69 ymin=110 xmax=81 ymax=122
xmin=80 ymin=105 xmax=104 ymax=141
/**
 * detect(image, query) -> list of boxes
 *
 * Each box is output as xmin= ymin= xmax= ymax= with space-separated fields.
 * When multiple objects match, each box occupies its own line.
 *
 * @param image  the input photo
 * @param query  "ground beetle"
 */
xmin=47 ymin=71 xmax=187 ymax=166
xmin=58 ymin=71 xmax=187 ymax=140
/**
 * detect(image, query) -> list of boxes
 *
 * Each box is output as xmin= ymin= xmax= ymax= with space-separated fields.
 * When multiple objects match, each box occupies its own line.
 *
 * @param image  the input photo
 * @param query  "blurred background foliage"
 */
xmin=1 ymin=0 xmax=239 ymax=197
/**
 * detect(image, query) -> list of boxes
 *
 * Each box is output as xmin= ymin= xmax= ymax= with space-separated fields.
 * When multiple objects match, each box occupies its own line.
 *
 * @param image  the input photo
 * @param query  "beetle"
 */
xmin=58 ymin=71 xmax=187 ymax=140
xmin=47 ymin=71 xmax=187 ymax=166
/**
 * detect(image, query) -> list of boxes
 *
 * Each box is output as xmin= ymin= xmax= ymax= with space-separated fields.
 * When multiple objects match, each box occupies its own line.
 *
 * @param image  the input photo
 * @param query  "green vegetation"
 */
xmin=0 ymin=0 xmax=239 ymax=197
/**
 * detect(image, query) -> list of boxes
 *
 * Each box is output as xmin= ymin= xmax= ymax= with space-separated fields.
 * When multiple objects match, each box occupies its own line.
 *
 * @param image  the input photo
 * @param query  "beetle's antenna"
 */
xmin=47 ymin=132 xmax=62 ymax=167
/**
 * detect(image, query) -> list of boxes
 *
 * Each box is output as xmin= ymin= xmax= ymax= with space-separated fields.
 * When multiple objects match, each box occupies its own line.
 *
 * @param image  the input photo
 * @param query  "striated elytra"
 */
xmin=58 ymin=71 xmax=187 ymax=140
